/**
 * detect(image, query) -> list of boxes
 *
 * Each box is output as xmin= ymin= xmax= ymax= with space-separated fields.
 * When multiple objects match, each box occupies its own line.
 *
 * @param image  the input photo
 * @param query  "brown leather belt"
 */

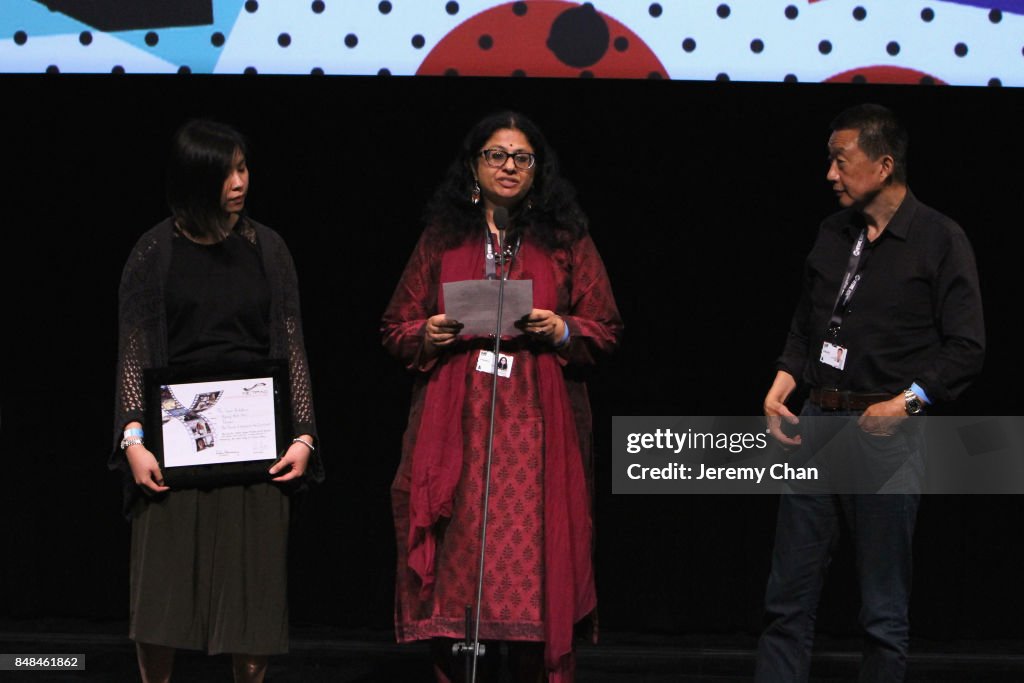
xmin=809 ymin=388 xmax=895 ymax=411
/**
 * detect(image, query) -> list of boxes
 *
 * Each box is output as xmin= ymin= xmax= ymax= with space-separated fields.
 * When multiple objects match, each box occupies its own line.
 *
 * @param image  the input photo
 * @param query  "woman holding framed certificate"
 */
xmin=110 ymin=119 xmax=322 ymax=682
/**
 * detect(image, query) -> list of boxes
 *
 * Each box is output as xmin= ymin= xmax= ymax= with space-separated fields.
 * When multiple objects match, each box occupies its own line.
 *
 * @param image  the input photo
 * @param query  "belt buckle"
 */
xmin=818 ymin=388 xmax=846 ymax=410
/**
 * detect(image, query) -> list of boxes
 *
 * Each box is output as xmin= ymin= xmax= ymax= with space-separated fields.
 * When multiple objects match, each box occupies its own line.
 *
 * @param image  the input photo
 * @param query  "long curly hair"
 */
xmin=424 ymin=111 xmax=588 ymax=250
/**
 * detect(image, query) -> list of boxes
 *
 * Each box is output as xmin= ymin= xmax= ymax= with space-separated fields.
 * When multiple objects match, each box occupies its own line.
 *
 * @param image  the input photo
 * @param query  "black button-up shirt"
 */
xmin=778 ymin=189 xmax=985 ymax=404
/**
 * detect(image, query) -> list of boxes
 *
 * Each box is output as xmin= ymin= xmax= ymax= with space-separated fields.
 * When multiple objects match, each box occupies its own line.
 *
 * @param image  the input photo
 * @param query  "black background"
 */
xmin=1 ymin=74 xmax=1021 ymax=644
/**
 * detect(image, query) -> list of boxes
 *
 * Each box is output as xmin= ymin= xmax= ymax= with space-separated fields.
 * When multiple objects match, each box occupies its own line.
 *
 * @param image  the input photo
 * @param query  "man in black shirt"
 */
xmin=753 ymin=104 xmax=984 ymax=682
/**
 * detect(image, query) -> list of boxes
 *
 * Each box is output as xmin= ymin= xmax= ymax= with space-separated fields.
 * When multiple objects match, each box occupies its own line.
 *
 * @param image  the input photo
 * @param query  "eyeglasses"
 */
xmin=478 ymin=148 xmax=537 ymax=170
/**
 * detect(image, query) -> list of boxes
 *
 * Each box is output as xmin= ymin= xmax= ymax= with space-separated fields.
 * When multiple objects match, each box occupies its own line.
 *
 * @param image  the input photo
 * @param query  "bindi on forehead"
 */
xmin=487 ymin=130 xmax=532 ymax=151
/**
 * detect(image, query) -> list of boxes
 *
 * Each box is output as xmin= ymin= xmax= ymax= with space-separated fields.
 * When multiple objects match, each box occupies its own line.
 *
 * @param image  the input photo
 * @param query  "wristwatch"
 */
xmin=903 ymin=389 xmax=924 ymax=416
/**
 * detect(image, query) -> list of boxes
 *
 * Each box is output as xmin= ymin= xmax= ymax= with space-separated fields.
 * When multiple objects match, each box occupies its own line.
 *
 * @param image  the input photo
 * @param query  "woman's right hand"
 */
xmin=124 ymin=445 xmax=170 ymax=494
xmin=423 ymin=314 xmax=463 ymax=354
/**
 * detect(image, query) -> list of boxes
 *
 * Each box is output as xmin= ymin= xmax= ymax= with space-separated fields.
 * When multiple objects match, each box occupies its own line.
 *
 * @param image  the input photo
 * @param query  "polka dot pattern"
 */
xmin=417 ymin=2 xmax=667 ymax=79
xmin=2 ymin=0 xmax=1019 ymax=86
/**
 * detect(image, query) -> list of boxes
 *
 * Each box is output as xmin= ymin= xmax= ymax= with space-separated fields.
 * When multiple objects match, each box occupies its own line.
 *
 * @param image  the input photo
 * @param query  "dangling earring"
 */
xmin=471 ymin=181 xmax=481 ymax=205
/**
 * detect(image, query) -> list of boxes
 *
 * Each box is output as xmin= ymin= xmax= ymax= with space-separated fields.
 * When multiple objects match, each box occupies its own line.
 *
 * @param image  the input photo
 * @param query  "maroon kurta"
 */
xmin=382 ymin=227 xmax=622 ymax=668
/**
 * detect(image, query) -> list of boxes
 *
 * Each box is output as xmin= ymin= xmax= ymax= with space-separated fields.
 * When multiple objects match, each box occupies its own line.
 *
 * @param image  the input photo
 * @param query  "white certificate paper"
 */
xmin=442 ymin=279 xmax=533 ymax=336
xmin=160 ymin=377 xmax=277 ymax=467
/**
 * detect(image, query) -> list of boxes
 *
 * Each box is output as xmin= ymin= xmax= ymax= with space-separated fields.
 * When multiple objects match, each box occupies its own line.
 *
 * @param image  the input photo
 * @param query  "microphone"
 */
xmin=492 ymin=205 xmax=510 ymax=247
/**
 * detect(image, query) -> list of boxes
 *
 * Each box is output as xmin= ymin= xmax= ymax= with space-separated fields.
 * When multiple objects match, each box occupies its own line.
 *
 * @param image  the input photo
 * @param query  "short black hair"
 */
xmin=830 ymin=103 xmax=908 ymax=184
xmin=165 ymin=118 xmax=248 ymax=236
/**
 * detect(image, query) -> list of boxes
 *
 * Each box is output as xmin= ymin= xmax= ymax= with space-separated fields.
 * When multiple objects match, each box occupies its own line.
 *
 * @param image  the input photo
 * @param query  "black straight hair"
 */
xmin=165 ymin=119 xmax=249 ymax=237
xmin=830 ymin=103 xmax=909 ymax=184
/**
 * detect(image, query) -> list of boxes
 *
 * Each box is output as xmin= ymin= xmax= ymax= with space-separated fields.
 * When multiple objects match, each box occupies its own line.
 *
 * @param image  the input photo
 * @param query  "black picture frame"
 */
xmin=144 ymin=359 xmax=292 ymax=489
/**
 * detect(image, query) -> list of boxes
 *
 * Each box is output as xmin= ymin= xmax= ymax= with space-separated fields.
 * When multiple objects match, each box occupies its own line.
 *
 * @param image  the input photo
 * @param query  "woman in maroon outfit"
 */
xmin=382 ymin=111 xmax=622 ymax=682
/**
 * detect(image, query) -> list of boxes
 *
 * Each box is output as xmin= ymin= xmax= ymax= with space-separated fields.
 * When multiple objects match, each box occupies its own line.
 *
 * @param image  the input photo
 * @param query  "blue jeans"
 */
xmin=754 ymin=403 xmax=922 ymax=683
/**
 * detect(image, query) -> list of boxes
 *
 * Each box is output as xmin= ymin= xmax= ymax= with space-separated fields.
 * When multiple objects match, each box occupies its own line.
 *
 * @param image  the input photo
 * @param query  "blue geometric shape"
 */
xmin=1 ymin=0 xmax=90 ymax=37
xmin=942 ymin=0 xmax=1024 ymax=14
xmin=108 ymin=0 xmax=243 ymax=73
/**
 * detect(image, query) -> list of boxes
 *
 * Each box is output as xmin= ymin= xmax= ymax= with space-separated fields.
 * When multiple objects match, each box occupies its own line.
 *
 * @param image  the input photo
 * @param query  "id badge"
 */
xmin=819 ymin=341 xmax=848 ymax=370
xmin=476 ymin=350 xmax=513 ymax=378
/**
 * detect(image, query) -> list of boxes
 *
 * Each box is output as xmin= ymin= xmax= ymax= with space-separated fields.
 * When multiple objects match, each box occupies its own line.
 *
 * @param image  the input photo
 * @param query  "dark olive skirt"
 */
xmin=129 ymin=482 xmax=290 ymax=655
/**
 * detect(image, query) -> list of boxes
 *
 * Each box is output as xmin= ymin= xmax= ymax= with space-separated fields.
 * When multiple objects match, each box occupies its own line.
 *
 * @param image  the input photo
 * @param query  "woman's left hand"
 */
xmin=270 ymin=435 xmax=314 ymax=482
xmin=520 ymin=309 xmax=566 ymax=345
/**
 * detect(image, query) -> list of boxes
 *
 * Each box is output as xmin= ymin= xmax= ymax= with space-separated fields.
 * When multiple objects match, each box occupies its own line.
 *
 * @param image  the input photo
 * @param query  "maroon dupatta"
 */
xmin=406 ymin=231 xmax=595 ymax=679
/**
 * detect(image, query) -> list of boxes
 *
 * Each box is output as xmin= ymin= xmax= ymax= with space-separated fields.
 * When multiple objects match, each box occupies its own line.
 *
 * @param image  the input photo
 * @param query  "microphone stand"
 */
xmin=453 ymin=215 xmax=513 ymax=683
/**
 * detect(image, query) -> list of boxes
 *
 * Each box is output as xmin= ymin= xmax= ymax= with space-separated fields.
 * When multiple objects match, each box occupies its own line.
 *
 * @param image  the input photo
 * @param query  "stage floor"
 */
xmin=1 ymin=619 xmax=1022 ymax=682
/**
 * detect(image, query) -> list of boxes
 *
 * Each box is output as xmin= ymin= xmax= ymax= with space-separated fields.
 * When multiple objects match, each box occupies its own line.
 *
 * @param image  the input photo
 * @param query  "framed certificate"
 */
xmin=143 ymin=360 xmax=292 ymax=488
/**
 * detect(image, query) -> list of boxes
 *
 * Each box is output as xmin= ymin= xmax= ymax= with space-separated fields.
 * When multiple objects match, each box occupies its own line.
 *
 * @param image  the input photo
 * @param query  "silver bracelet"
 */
xmin=292 ymin=437 xmax=315 ymax=453
xmin=121 ymin=437 xmax=144 ymax=451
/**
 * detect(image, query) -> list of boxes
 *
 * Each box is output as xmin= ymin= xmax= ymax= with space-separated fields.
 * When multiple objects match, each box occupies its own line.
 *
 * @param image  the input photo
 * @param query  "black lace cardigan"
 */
xmin=110 ymin=216 xmax=323 ymax=516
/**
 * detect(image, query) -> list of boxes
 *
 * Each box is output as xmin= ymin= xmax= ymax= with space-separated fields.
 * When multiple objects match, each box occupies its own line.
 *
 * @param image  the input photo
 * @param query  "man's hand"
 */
xmin=858 ymin=395 xmax=908 ymax=436
xmin=764 ymin=371 xmax=802 ymax=448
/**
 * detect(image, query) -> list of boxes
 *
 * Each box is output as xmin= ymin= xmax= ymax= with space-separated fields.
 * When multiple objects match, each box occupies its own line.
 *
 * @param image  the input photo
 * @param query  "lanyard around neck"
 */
xmin=825 ymin=228 xmax=871 ymax=339
xmin=484 ymin=229 xmax=521 ymax=281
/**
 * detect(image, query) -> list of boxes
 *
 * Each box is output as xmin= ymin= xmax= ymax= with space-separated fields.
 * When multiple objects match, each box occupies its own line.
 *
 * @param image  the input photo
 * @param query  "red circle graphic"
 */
xmin=417 ymin=1 xmax=668 ymax=79
xmin=825 ymin=65 xmax=947 ymax=85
